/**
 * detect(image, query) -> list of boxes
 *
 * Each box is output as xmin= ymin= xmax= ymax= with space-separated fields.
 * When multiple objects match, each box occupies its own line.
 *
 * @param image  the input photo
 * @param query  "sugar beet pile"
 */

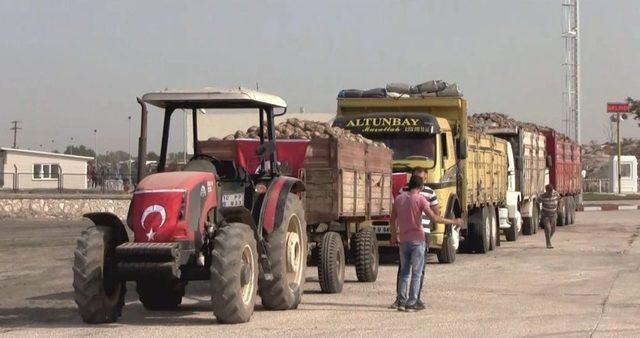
xmin=216 ymin=118 xmax=387 ymax=147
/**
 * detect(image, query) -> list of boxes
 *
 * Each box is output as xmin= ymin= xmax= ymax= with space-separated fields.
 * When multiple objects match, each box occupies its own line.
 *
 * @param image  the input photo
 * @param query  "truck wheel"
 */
xmin=211 ymin=222 xmax=258 ymax=324
xmin=354 ymin=227 xmax=378 ymax=282
xmin=259 ymin=194 xmax=307 ymax=310
xmin=533 ymin=203 xmax=539 ymax=233
xmin=72 ymin=226 xmax=126 ymax=324
xmin=505 ymin=214 xmax=519 ymax=241
xmin=437 ymin=225 xmax=457 ymax=264
xmin=489 ymin=207 xmax=497 ymax=251
xmin=318 ymin=231 xmax=345 ymax=293
xmin=557 ymin=198 xmax=566 ymax=227
xmin=570 ymin=197 xmax=577 ymax=225
xmin=522 ymin=203 xmax=539 ymax=235
xmin=136 ymin=279 xmax=185 ymax=311
xmin=567 ymin=197 xmax=575 ymax=224
xmin=473 ymin=207 xmax=491 ymax=254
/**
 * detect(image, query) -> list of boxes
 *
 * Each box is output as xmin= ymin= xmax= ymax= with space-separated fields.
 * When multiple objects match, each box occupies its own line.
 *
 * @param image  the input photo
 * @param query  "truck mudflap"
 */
xmin=115 ymin=242 xmax=192 ymax=280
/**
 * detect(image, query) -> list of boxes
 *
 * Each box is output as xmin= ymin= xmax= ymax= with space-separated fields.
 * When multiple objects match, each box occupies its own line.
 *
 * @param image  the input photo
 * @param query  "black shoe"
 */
xmin=389 ymin=300 xmax=400 ymax=309
xmin=404 ymin=304 xmax=424 ymax=312
xmin=397 ymin=305 xmax=406 ymax=312
xmin=413 ymin=300 xmax=426 ymax=310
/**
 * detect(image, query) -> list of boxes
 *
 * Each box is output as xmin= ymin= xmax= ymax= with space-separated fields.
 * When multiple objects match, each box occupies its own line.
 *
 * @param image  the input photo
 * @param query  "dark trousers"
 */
xmin=395 ymin=238 xmax=428 ymax=301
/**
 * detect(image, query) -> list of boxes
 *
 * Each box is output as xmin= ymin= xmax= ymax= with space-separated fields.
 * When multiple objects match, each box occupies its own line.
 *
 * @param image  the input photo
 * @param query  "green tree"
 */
xmin=625 ymin=97 xmax=640 ymax=124
xmin=146 ymin=152 xmax=159 ymax=161
xmin=64 ymin=145 xmax=96 ymax=157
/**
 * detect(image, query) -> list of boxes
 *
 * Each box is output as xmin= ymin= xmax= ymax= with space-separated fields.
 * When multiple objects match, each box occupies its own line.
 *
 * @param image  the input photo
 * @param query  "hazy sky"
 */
xmin=1 ymin=0 xmax=639 ymax=154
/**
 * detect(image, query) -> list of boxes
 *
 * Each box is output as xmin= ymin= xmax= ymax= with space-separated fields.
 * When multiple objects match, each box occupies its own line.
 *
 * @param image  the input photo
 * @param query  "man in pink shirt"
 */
xmin=390 ymin=175 xmax=462 ymax=311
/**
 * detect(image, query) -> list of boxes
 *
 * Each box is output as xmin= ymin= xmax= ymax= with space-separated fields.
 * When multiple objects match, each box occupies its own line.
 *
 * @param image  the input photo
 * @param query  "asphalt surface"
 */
xmin=1 ymin=212 xmax=639 ymax=337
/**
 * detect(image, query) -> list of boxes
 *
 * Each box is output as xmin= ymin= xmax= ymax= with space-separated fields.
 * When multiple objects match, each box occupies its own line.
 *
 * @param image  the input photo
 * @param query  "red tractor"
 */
xmin=72 ymin=88 xmax=307 ymax=324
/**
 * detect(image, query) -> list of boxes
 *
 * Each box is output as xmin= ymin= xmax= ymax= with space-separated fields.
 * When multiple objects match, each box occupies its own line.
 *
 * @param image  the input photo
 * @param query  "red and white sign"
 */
xmin=607 ymin=102 xmax=630 ymax=113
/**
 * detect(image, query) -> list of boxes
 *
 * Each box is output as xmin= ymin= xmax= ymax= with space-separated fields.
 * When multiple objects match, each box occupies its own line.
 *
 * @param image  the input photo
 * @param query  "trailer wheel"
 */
xmin=570 ymin=197 xmax=577 ymax=225
xmin=523 ymin=203 xmax=539 ymax=235
xmin=437 ymin=224 xmax=457 ymax=264
xmin=72 ymin=226 xmax=126 ymax=324
xmin=557 ymin=198 xmax=566 ymax=226
xmin=136 ymin=279 xmax=185 ymax=311
xmin=318 ymin=231 xmax=345 ymax=293
xmin=211 ymin=222 xmax=258 ymax=324
xmin=488 ymin=207 xmax=497 ymax=251
xmin=354 ymin=227 xmax=378 ymax=282
xmin=259 ymin=194 xmax=307 ymax=310
xmin=533 ymin=203 xmax=539 ymax=233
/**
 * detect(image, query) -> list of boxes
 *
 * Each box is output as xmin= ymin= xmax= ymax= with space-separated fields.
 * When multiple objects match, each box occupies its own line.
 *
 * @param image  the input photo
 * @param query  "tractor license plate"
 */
xmin=221 ymin=193 xmax=244 ymax=207
xmin=373 ymin=225 xmax=390 ymax=234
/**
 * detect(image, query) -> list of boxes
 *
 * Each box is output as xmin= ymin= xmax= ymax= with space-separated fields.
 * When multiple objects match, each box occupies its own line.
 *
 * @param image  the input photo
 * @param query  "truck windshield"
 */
xmin=371 ymin=135 xmax=436 ymax=161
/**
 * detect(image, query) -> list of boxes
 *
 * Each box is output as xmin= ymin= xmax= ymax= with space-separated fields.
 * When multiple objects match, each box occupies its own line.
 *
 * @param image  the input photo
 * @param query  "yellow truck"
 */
xmin=333 ymin=96 xmax=517 ymax=262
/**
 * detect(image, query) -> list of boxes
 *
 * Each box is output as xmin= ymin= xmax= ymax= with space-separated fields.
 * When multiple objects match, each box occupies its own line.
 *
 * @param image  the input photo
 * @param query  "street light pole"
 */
xmin=616 ymin=112 xmax=621 ymax=194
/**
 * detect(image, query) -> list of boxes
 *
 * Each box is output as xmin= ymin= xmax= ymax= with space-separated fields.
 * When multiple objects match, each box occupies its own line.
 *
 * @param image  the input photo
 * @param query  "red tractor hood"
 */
xmin=128 ymin=171 xmax=216 ymax=242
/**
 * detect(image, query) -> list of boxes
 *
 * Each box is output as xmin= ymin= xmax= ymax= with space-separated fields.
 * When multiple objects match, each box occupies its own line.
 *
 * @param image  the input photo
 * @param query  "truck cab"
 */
xmin=334 ymin=97 xmax=468 ymax=263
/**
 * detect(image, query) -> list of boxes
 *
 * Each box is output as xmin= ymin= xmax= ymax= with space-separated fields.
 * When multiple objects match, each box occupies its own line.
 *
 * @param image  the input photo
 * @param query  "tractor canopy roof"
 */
xmin=142 ymin=87 xmax=287 ymax=109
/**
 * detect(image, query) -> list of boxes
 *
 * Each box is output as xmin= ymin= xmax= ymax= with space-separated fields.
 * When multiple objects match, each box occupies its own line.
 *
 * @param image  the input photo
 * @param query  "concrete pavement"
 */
xmin=0 ymin=211 xmax=638 ymax=337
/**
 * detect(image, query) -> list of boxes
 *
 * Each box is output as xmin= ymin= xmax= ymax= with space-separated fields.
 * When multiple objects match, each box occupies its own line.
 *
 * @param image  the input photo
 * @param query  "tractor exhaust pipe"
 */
xmin=136 ymin=97 xmax=148 ymax=182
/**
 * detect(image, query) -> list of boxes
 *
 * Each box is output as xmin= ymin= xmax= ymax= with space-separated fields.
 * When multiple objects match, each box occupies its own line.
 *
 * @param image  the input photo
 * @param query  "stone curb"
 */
xmin=577 ymin=204 xmax=640 ymax=212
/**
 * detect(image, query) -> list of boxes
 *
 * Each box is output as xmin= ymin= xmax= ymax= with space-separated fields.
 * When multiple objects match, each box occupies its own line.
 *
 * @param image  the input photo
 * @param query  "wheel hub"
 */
xmin=286 ymin=231 xmax=300 ymax=273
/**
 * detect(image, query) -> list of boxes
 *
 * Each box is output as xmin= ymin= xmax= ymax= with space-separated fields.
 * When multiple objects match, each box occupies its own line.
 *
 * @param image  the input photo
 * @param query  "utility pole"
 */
xmin=128 ymin=116 xmax=132 ymax=182
xmin=563 ymin=0 xmax=581 ymax=203
xmin=617 ymin=112 xmax=621 ymax=194
xmin=10 ymin=121 xmax=21 ymax=149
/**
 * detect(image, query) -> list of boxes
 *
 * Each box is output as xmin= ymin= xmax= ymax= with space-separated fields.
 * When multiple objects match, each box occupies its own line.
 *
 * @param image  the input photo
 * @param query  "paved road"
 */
xmin=1 ymin=212 xmax=639 ymax=337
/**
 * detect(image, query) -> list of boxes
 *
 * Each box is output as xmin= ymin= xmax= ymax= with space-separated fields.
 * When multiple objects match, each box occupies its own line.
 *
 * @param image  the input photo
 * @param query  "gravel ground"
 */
xmin=1 ymin=211 xmax=639 ymax=337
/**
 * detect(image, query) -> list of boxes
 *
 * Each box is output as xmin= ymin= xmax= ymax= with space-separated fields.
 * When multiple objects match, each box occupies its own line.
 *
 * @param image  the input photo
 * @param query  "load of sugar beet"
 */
xmin=217 ymin=118 xmax=387 ymax=148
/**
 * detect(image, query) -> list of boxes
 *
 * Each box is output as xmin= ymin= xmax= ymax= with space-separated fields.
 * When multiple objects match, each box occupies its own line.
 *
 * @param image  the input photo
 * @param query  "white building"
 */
xmin=0 ymin=148 xmax=93 ymax=190
xmin=609 ymin=155 xmax=638 ymax=193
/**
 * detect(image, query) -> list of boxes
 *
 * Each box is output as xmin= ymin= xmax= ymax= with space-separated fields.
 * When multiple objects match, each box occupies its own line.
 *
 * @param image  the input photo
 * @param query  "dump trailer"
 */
xmin=201 ymin=137 xmax=392 ymax=294
xmin=334 ymin=96 xmax=515 ymax=263
xmin=485 ymin=127 xmax=546 ymax=239
xmin=542 ymin=129 xmax=582 ymax=226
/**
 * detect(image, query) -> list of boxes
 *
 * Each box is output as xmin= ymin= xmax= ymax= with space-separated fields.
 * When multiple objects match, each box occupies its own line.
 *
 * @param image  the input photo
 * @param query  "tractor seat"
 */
xmin=183 ymin=159 xmax=217 ymax=174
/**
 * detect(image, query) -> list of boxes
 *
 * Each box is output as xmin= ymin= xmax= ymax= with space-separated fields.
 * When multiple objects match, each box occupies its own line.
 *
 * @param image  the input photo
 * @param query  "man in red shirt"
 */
xmin=390 ymin=175 xmax=462 ymax=311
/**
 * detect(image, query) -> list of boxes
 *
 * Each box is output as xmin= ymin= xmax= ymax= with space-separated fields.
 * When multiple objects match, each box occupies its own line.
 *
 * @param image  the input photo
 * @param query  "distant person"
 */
xmin=390 ymin=175 xmax=462 ymax=312
xmin=391 ymin=167 xmax=440 ymax=310
xmin=540 ymin=184 xmax=562 ymax=249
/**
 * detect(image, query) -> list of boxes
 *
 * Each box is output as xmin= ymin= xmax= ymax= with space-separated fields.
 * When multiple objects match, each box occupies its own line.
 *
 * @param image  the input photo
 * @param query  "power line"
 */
xmin=10 ymin=120 xmax=21 ymax=149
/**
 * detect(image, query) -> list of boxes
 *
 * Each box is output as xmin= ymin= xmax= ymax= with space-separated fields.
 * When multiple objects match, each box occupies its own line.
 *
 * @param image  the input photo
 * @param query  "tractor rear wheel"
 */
xmin=259 ymin=194 xmax=307 ymax=310
xmin=318 ymin=231 xmax=345 ymax=293
xmin=136 ymin=279 xmax=185 ymax=311
xmin=353 ymin=227 xmax=378 ymax=282
xmin=72 ymin=226 xmax=126 ymax=323
xmin=210 ymin=222 xmax=258 ymax=324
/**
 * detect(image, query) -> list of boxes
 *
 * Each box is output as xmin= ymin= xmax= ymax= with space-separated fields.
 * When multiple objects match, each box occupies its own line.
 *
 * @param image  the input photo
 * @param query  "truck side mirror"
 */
xmin=546 ymin=155 xmax=552 ymax=168
xmin=456 ymin=138 xmax=467 ymax=160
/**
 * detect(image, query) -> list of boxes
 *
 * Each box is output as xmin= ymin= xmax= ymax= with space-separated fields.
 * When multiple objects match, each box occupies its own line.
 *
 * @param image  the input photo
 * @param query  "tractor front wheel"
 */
xmin=210 ymin=222 xmax=259 ymax=324
xmin=259 ymin=194 xmax=307 ymax=310
xmin=72 ymin=226 xmax=126 ymax=323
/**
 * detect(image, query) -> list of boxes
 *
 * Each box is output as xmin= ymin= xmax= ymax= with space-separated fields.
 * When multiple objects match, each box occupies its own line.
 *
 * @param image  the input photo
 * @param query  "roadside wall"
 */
xmin=0 ymin=194 xmax=130 ymax=220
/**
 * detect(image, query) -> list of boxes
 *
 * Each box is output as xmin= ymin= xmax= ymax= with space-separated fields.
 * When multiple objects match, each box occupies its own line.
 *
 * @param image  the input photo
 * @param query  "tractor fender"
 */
xmin=259 ymin=176 xmax=305 ymax=234
xmin=83 ymin=212 xmax=129 ymax=242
